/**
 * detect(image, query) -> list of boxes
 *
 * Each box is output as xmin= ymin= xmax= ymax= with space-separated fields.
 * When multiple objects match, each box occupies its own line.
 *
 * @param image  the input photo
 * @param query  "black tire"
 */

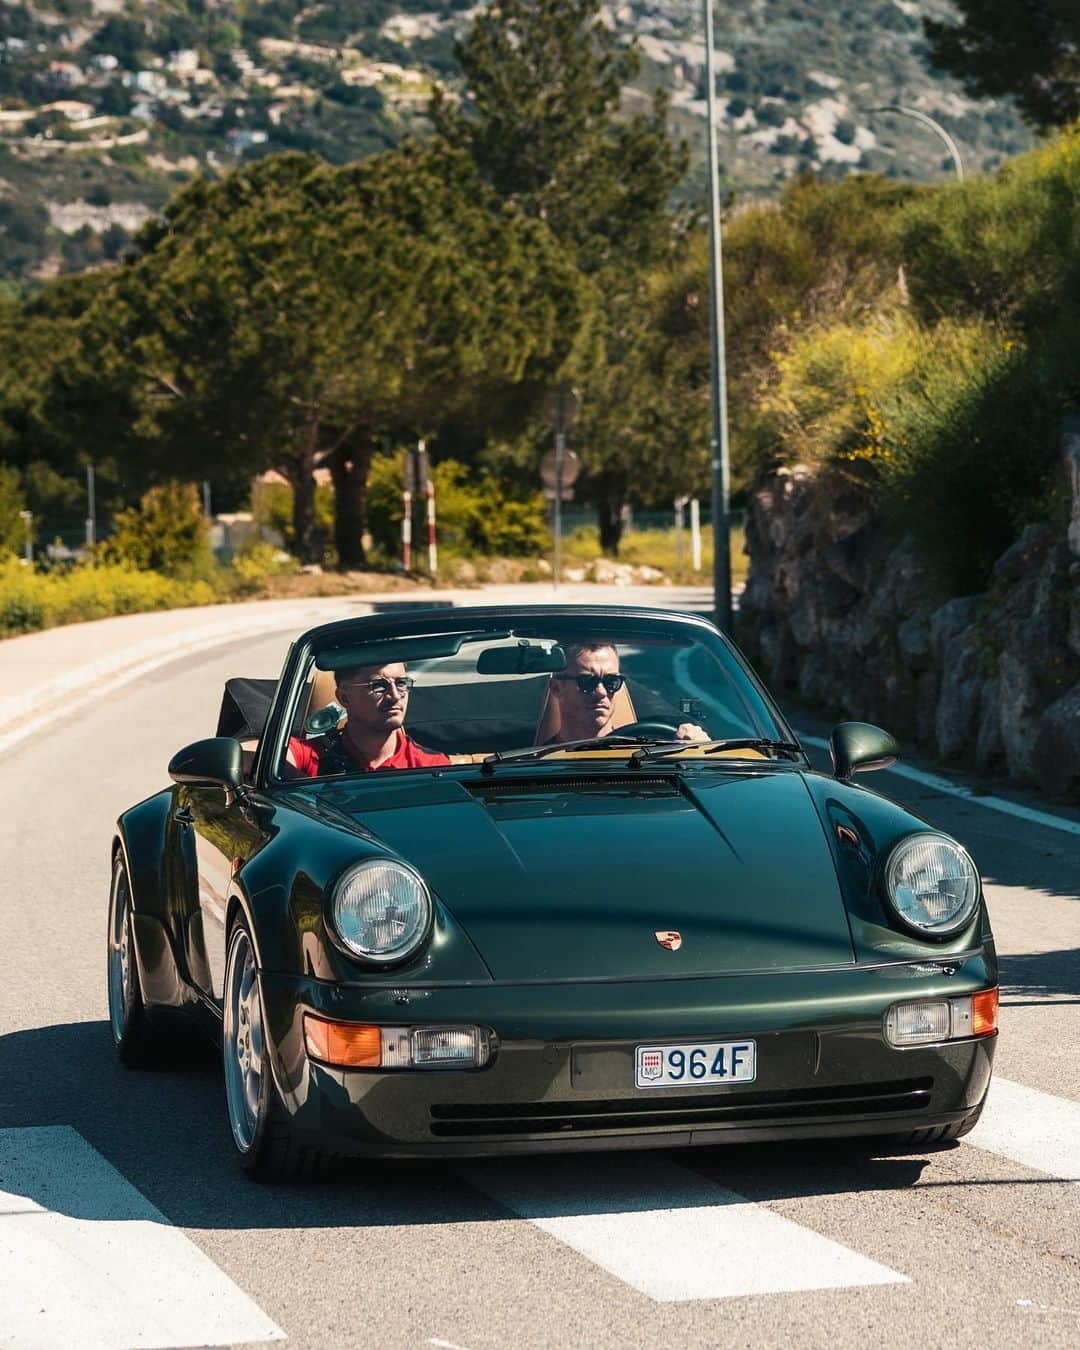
xmin=222 ymin=915 xmax=327 ymax=1183
xmin=107 ymin=853 xmax=167 ymax=1068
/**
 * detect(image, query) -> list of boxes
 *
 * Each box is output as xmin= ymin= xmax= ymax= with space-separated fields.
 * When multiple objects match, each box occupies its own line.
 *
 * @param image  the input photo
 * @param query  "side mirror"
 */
xmin=168 ymin=737 xmax=243 ymax=792
xmin=830 ymin=722 xmax=900 ymax=781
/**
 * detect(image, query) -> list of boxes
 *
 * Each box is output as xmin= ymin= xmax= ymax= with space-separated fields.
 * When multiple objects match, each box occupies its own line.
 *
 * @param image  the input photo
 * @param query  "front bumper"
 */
xmin=260 ymin=959 xmax=997 ymax=1158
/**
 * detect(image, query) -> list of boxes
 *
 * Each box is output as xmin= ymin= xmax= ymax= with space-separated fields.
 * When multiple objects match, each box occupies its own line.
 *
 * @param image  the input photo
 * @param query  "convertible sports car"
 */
xmin=108 ymin=605 xmax=997 ymax=1181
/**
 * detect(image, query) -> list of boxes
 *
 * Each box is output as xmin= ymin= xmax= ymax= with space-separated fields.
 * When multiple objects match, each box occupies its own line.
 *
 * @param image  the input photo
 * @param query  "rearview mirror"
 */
xmin=830 ymin=722 xmax=899 ymax=781
xmin=168 ymin=737 xmax=243 ymax=792
xmin=476 ymin=641 xmax=566 ymax=675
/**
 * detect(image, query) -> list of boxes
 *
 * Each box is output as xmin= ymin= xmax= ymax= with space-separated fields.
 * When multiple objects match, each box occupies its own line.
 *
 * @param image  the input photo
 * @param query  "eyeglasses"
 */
xmin=360 ymin=676 xmax=415 ymax=698
xmin=555 ymin=673 xmax=625 ymax=696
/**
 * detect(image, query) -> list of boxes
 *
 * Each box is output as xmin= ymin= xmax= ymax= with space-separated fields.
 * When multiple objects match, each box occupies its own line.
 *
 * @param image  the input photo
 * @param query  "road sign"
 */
xmin=540 ymin=448 xmax=580 ymax=489
xmin=542 ymin=487 xmax=575 ymax=501
xmin=543 ymin=385 xmax=579 ymax=427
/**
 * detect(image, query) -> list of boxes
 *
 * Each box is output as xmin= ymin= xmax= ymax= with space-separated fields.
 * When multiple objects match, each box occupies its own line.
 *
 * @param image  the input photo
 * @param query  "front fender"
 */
xmin=801 ymin=773 xmax=992 ymax=964
xmin=115 ymin=788 xmax=199 ymax=1011
xmin=235 ymin=816 xmax=493 ymax=985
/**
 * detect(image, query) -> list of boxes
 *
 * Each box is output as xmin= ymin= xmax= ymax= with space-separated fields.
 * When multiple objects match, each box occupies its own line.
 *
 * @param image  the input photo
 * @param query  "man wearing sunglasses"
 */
xmin=287 ymin=662 xmax=450 ymax=776
xmin=549 ymin=643 xmax=707 ymax=743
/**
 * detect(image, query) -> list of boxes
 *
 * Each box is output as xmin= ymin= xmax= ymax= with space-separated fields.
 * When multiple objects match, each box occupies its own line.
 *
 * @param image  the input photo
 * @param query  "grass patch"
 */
xmin=563 ymin=523 xmax=748 ymax=587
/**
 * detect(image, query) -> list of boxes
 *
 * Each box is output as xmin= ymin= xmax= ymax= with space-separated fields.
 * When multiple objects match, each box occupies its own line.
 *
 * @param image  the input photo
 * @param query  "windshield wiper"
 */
xmin=481 ymin=734 xmax=670 ymax=774
xmin=629 ymin=738 xmax=804 ymax=767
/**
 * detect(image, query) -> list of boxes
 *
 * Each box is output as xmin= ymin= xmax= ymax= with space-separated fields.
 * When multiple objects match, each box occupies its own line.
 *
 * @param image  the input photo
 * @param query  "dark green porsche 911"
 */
xmin=108 ymin=604 xmax=997 ymax=1181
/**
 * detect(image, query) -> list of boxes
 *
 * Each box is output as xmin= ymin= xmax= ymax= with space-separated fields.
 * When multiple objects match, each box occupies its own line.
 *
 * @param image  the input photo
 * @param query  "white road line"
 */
xmin=968 ymin=1077 xmax=1080 ymax=1182
xmin=0 ymin=1126 xmax=284 ymax=1350
xmin=797 ymin=734 xmax=1080 ymax=839
xmin=464 ymin=1157 xmax=908 ymax=1302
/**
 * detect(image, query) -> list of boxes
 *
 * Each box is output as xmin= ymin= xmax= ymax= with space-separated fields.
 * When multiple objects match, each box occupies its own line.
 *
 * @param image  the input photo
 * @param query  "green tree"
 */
xmin=90 ymin=146 xmax=594 ymax=566
xmin=924 ymin=1 xmax=1080 ymax=128
xmin=0 ymin=464 xmax=28 ymax=557
xmin=434 ymin=0 xmax=687 ymax=552
xmin=432 ymin=0 xmax=682 ymax=274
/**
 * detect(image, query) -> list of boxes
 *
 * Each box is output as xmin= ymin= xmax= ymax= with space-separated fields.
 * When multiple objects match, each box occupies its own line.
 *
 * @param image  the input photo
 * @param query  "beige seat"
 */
xmin=534 ymin=678 xmax=636 ymax=744
xmin=302 ymin=667 xmax=343 ymax=730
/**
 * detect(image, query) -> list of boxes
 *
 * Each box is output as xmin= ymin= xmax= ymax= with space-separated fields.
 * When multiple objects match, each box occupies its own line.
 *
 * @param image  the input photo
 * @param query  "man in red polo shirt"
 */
xmin=288 ymin=661 xmax=450 ymax=776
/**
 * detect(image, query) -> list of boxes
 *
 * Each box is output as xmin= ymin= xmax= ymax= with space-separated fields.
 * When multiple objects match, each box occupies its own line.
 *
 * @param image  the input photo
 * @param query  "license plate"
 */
xmin=635 ymin=1040 xmax=756 ymax=1089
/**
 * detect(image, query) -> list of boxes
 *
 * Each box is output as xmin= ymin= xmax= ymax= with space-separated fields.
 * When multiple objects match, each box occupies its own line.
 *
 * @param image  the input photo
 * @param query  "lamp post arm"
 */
xmin=865 ymin=104 xmax=964 ymax=182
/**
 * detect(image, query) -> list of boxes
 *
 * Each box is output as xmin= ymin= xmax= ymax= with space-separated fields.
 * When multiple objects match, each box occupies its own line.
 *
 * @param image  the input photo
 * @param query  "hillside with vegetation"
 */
xmin=0 ymin=0 xmax=1034 ymax=286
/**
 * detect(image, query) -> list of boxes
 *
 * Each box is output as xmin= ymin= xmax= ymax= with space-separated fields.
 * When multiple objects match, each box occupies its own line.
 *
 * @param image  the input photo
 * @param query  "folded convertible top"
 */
xmin=217 ymin=677 xmax=277 ymax=741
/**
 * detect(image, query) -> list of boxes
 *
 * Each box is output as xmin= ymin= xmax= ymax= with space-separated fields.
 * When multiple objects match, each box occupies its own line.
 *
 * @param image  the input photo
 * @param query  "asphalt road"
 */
xmin=1 ymin=625 xmax=1077 ymax=1350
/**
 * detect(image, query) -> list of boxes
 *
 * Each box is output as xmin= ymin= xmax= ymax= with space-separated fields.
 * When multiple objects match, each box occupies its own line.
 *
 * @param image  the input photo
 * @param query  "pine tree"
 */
xmin=433 ymin=0 xmax=689 ymax=551
xmin=925 ymin=1 xmax=1080 ymax=128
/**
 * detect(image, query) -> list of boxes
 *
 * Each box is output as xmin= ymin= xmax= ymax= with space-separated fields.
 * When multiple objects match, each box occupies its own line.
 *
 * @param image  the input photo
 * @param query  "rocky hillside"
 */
xmin=0 ymin=0 xmax=1033 ymax=285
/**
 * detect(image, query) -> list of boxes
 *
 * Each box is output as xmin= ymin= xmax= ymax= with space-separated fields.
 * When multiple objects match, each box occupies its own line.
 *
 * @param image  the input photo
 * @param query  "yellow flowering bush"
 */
xmin=0 ymin=558 xmax=217 ymax=637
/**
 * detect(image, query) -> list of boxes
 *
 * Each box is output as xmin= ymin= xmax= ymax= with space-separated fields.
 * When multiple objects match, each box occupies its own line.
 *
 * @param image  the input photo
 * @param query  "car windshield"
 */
xmin=272 ymin=617 xmax=792 ymax=781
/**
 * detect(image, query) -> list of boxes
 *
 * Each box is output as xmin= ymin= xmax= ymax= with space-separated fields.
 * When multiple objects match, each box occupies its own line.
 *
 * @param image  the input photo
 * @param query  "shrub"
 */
xmin=882 ymin=339 xmax=1064 ymax=592
xmin=102 ymin=481 xmax=213 ymax=576
xmin=0 ymin=558 xmax=218 ymax=637
xmin=0 ymin=558 xmax=44 ymax=632
xmin=366 ymin=455 xmax=548 ymax=562
xmin=230 ymin=538 xmax=299 ymax=593
xmin=897 ymin=126 xmax=1080 ymax=333
xmin=754 ymin=305 xmax=1062 ymax=592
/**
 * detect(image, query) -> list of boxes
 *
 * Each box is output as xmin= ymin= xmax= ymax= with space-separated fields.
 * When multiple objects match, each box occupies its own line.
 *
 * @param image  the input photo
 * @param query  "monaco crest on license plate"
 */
xmin=639 ymin=1049 xmax=663 ymax=1080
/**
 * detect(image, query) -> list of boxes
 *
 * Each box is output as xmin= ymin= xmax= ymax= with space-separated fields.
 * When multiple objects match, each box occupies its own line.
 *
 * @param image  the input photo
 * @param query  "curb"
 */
xmin=0 ymin=598 xmax=361 ymax=757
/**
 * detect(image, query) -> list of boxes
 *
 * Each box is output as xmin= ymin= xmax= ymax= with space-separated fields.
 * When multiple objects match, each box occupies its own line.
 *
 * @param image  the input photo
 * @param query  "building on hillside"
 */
xmin=41 ymin=100 xmax=96 ymax=121
xmin=167 ymin=49 xmax=199 ymax=75
xmin=47 ymin=62 xmax=85 ymax=89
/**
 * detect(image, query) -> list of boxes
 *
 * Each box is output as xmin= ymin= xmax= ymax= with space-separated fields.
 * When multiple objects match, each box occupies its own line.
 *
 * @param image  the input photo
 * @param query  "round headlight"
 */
xmin=331 ymin=859 xmax=432 ymax=963
xmin=884 ymin=833 xmax=980 ymax=937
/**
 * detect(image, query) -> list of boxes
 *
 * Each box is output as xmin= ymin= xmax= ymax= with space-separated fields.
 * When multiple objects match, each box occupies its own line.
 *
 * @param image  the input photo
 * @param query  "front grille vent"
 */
xmin=429 ymin=1077 xmax=933 ymax=1138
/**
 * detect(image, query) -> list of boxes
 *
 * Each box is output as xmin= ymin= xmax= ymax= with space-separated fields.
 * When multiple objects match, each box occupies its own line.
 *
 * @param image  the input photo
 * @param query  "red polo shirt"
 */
xmin=288 ymin=731 xmax=450 ymax=777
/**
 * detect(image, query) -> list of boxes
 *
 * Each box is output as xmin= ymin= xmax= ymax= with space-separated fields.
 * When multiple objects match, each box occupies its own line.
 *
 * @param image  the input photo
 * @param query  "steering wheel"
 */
xmin=614 ymin=719 xmax=681 ymax=741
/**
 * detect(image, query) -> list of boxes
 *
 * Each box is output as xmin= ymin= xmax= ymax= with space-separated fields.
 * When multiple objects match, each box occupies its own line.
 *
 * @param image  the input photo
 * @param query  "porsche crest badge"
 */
xmin=654 ymin=930 xmax=682 ymax=951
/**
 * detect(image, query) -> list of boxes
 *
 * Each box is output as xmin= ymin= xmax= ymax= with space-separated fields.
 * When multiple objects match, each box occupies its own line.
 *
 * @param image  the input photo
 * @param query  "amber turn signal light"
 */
xmin=972 ymin=987 xmax=999 ymax=1037
xmin=304 ymin=1014 xmax=381 ymax=1067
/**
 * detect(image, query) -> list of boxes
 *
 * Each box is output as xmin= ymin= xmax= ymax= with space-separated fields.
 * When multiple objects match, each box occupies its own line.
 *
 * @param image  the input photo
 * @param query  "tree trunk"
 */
xmin=596 ymin=494 xmax=626 ymax=556
xmin=327 ymin=429 xmax=375 ymax=571
xmin=284 ymin=428 xmax=320 ymax=564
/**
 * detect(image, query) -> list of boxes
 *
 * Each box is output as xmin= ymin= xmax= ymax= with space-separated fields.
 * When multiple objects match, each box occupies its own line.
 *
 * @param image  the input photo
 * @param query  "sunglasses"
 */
xmin=360 ymin=676 xmax=415 ymax=698
xmin=555 ymin=673 xmax=625 ymax=696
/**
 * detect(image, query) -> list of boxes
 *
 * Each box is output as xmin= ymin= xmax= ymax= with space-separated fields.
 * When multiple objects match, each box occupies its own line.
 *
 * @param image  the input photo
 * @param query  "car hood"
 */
xmin=312 ymin=769 xmax=856 ymax=981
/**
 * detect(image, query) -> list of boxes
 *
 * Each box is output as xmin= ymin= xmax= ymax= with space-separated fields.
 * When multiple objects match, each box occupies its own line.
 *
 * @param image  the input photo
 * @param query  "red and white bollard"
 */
xmin=426 ymin=476 xmax=437 ymax=575
xmin=401 ymin=489 xmax=412 ymax=571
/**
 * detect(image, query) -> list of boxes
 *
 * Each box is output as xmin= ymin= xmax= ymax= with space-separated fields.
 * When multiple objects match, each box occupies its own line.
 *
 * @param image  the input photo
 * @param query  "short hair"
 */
xmin=562 ymin=641 xmax=619 ymax=668
xmin=334 ymin=662 xmax=406 ymax=687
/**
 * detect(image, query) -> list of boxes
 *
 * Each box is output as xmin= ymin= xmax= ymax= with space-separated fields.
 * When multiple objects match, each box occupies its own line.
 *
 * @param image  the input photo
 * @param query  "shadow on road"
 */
xmin=3 ymin=1019 xmax=1046 ymax=1234
xmin=999 ymin=947 xmax=1080 ymax=1002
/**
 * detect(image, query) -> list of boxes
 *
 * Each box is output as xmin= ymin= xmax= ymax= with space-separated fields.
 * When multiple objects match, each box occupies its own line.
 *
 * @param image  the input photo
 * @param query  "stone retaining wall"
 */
xmin=735 ymin=444 xmax=1080 ymax=799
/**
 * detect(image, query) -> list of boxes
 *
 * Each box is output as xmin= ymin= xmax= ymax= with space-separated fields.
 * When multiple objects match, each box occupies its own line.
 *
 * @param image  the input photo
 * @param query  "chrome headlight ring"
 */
xmin=884 ymin=832 xmax=980 ymax=939
xmin=330 ymin=858 xmax=432 ymax=964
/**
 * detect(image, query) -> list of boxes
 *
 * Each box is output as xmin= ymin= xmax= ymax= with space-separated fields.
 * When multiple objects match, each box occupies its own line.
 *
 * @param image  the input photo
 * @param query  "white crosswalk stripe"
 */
xmin=3 ymin=1074 xmax=1077 ymax=1345
xmin=463 ymin=1156 xmax=909 ymax=1301
xmin=967 ymin=1076 xmax=1080 ymax=1182
xmin=0 ymin=1126 xmax=284 ymax=1350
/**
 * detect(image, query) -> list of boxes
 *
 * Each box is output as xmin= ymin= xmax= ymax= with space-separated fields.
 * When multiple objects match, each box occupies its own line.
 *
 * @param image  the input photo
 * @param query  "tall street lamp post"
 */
xmin=703 ymin=0 xmax=733 ymax=633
